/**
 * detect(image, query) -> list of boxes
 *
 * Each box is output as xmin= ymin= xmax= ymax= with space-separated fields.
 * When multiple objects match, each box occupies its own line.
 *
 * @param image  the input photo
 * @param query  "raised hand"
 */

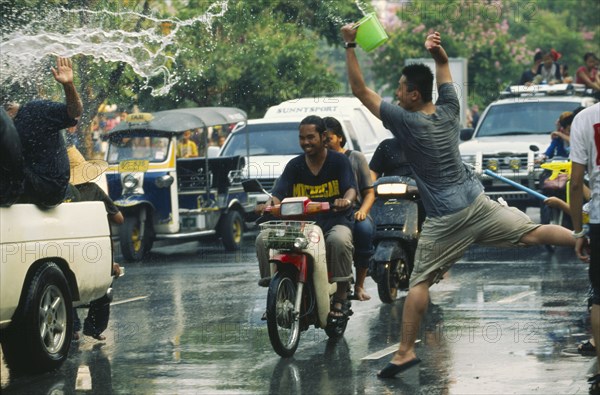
xmin=341 ymin=23 xmax=358 ymax=43
xmin=424 ymin=31 xmax=442 ymax=52
xmin=51 ymin=56 xmax=74 ymax=85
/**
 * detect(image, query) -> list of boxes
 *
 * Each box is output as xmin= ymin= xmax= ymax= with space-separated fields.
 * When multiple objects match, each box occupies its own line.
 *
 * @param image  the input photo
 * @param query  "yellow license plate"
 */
xmin=119 ymin=160 xmax=149 ymax=173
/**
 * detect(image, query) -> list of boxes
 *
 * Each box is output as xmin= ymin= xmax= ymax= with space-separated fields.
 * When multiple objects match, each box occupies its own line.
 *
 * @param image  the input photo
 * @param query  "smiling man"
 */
xmin=254 ymin=115 xmax=357 ymax=321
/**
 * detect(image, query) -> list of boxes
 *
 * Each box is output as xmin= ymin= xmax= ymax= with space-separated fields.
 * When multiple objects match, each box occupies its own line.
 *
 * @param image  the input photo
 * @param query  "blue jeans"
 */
xmin=353 ymin=215 xmax=375 ymax=268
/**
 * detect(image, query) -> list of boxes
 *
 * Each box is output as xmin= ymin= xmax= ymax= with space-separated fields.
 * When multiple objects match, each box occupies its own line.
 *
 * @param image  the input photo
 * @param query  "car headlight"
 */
xmin=155 ymin=174 xmax=174 ymax=188
xmin=123 ymin=174 xmax=138 ymax=189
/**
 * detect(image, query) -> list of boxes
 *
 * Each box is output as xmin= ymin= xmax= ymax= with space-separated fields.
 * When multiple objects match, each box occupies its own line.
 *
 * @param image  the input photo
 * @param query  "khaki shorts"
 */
xmin=410 ymin=193 xmax=540 ymax=288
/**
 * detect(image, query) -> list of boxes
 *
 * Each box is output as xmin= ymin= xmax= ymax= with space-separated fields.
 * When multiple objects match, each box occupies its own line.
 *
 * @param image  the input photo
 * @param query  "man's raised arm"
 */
xmin=425 ymin=32 xmax=452 ymax=87
xmin=341 ymin=23 xmax=382 ymax=119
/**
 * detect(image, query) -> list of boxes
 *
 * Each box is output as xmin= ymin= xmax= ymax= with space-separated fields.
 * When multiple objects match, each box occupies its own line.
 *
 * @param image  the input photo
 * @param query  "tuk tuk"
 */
xmin=105 ymin=107 xmax=253 ymax=262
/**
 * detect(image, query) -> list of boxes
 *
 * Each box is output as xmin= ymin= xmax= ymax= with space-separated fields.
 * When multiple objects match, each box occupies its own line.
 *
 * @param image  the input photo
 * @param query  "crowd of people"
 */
xmin=519 ymin=49 xmax=600 ymax=95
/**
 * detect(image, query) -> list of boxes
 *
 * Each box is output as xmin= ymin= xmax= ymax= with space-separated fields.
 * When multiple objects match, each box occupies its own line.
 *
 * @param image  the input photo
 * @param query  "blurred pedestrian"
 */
xmin=568 ymin=103 xmax=600 ymax=394
xmin=67 ymin=145 xmax=123 ymax=341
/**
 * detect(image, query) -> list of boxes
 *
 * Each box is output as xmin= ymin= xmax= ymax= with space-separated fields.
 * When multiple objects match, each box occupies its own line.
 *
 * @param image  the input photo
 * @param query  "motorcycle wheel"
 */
xmin=267 ymin=271 xmax=300 ymax=357
xmin=378 ymin=254 xmax=412 ymax=304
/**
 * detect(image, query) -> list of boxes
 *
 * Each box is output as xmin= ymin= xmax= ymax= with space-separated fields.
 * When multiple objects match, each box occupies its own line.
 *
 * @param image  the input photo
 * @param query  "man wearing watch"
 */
xmin=341 ymin=26 xmax=577 ymax=379
xmin=568 ymin=102 xmax=600 ymax=393
xmin=254 ymin=115 xmax=357 ymax=319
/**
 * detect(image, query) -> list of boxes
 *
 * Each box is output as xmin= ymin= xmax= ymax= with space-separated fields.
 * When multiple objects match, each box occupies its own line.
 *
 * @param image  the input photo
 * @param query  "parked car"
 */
xmin=459 ymin=83 xmax=597 ymax=209
xmin=105 ymin=107 xmax=253 ymax=262
xmin=213 ymin=96 xmax=393 ymax=206
xmin=0 ymin=202 xmax=113 ymax=373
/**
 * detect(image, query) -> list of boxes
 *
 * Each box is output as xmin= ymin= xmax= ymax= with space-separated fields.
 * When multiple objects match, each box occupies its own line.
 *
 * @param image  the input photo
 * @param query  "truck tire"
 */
xmin=220 ymin=210 xmax=243 ymax=251
xmin=1 ymin=262 xmax=73 ymax=373
xmin=120 ymin=216 xmax=152 ymax=262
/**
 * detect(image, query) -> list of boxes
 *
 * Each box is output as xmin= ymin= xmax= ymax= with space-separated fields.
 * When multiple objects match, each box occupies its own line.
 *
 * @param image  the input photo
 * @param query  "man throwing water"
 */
xmin=341 ymin=26 xmax=577 ymax=378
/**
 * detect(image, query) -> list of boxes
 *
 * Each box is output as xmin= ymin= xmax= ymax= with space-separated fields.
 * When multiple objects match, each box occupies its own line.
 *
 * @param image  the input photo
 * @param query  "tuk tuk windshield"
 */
xmin=107 ymin=136 xmax=170 ymax=164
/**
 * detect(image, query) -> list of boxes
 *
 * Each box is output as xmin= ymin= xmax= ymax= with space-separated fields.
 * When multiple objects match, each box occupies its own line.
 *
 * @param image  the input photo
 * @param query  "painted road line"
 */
xmin=361 ymin=340 xmax=421 ymax=360
xmin=496 ymin=290 xmax=536 ymax=305
xmin=111 ymin=296 xmax=149 ymax=306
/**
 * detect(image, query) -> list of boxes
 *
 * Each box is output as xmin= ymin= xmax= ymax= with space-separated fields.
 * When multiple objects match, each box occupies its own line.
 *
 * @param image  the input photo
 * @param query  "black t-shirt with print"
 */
xmin=272 ymin=149 xmax=356 ymax=232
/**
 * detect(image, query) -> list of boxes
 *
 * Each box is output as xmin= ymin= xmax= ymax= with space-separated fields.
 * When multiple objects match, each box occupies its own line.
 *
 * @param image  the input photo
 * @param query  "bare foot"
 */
xmin=355 ymin=286 xmax=371 ymax=301
xmin=389 ymin=350 xmax=418 ymax=366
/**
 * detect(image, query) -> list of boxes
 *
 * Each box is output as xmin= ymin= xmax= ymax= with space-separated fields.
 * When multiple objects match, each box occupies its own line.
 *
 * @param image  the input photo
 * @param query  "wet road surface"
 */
xmin=1 ymin=220 xmax=596 ymax=394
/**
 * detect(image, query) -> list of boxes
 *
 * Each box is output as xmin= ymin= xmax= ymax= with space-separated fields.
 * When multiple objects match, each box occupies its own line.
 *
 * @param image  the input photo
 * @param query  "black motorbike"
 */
xmin=369 ymin=176 xmax=424 ymax=303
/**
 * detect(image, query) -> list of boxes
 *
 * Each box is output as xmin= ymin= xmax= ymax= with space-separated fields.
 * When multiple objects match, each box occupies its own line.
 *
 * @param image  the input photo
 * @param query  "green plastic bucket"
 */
xmin=355 ymin=13 xmax=388 ymax=52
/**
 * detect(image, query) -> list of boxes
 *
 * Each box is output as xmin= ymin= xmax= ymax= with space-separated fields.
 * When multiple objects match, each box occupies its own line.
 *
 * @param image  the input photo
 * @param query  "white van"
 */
xmin=216 ymin=96 xmax=392 ymax=205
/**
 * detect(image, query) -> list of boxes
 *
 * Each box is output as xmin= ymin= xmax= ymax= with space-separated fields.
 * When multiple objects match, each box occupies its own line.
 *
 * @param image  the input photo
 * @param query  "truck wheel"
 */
xmin=220 ymin=210 xmax=243 ymax=251
xmin=1 ymin=262 xmax=73 ymax=373
xmin=120 ymin=216 xmax=152 ymax=262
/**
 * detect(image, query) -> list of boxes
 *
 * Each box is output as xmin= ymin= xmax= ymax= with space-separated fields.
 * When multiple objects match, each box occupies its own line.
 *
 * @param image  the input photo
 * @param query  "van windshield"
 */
xmin=221 ymin=122 xmax=303 ymax=156
xmin=476 ymin=101 xmax=582 ymax=137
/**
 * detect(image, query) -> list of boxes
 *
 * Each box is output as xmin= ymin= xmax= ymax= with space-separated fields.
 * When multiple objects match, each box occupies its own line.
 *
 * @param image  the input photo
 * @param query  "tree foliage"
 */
xmin=370 ymin=0 xmax=599 ymax=107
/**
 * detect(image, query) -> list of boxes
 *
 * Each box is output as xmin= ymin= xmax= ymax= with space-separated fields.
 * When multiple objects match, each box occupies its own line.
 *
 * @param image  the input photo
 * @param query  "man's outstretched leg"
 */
xmin=519 ymin=224 xmax=575 ymax=247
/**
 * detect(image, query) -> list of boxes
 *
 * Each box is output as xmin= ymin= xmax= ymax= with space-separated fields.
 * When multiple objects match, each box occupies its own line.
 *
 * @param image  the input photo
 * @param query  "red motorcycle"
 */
xmin=244 ymin=180 xmax=351 ymax=357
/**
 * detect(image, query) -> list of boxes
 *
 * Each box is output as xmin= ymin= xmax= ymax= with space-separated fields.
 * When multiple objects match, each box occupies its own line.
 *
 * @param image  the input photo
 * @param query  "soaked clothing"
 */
xmin=380 ymin=83 xmax=540 ymax=288
xmin=409 ymin=194 xmax=540 ymax=287
xmin=380 ymin=83 xmax=483 ymax=218
xmin=14 ymin=100 xmax=77 ymax=207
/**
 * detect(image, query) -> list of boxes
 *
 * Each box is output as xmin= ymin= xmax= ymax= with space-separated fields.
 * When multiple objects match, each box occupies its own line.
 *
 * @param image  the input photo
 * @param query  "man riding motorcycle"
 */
xmin=255 ymin=115 xmax=357 ymax=322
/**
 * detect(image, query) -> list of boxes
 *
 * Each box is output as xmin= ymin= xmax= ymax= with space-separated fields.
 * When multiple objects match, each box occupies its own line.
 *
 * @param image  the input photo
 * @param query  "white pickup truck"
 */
xmin=0 ymin=202 xmax=113 ymax=373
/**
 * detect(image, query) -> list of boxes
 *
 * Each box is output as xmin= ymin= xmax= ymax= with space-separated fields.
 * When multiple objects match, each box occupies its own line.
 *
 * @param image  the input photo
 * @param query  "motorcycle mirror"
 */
xmin=529 ymin=145 xmax=540 ymax=152
xmin=242 ymin=179 xmax=271 ymax=197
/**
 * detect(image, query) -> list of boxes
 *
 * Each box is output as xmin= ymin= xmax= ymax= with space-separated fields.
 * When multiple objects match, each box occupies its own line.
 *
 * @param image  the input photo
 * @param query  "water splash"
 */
xmin=0 ymin=1 xmax=228 ymax=96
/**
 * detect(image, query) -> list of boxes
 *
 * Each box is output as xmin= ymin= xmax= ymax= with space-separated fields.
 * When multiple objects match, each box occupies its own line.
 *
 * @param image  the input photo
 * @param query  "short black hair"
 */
xmin=534 ymin=51 xmax=543 ymax=62
xmin=584 ymin=52 xmax=599 ymax=62
xmin=402 ymin=63 xmax=434 ymax=103
xmin=323 ymin=116 xmax=346 ymax=147
xmin=559 ymin=106 xmax=586 ymax=128
xmin=300 ymin=115 xmax=326 ymax=134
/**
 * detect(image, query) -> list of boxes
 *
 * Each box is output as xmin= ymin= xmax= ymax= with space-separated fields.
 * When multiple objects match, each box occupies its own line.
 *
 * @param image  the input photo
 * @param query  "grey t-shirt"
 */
xmin=380 ymin=83 xmax=483 ymax=217
xmin=346 ymin=150 xmax=373 ymax=205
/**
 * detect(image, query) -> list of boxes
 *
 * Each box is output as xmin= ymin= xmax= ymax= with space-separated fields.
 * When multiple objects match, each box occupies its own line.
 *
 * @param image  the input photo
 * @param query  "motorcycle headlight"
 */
xmin=281 ymin=201 xmax=304 ymax=216
xmin=123 ymin=174 xmax=138 ymax=189
xmin=375 ymin=183 xmax=408 ymax=196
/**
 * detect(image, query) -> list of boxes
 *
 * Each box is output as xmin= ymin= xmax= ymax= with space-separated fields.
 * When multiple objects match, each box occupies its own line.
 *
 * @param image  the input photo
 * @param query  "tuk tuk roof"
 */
xmin=107 ymin=107 xmax=247 ymax=135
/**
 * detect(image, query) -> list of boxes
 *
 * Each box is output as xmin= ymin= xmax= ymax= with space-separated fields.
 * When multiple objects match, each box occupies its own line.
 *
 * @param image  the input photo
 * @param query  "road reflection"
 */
xmin=2 ymin=343 xmax=113 ymax=395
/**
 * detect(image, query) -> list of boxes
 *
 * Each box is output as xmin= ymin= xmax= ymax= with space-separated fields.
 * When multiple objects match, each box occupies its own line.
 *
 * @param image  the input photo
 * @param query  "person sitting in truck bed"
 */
xmin=67 ymin=145 xmax=123 ymax=341
xmin=0 ymin=108 xmax=24 ymax=206
xmin=3 ymin=57 xmax=82 ymax=208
